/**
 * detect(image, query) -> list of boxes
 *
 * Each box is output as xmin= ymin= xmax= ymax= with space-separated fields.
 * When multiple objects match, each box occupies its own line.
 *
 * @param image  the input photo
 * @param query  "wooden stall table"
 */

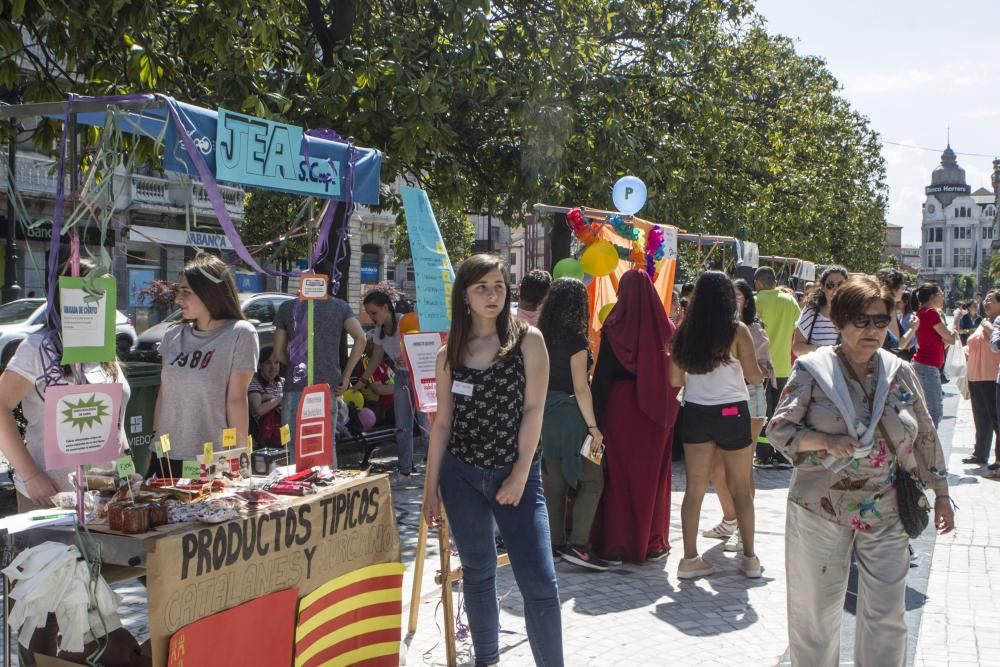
xmin=2 ymin=472 xmax=401 ymax=667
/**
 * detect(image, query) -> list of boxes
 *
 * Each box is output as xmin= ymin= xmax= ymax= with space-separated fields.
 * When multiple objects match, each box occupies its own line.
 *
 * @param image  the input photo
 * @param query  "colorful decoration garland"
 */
xmin=566 ymin=208 xmax=666 ymax=280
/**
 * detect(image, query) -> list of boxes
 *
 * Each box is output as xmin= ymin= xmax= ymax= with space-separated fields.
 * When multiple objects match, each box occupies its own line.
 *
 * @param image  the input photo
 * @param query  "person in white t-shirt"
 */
xmin=358 ymin=285 xmax=429 ymax=475
xmin=0 ymin=259 xmax=131 ymax=511
xmin=792 ymin=265 xmax=848 ymax=357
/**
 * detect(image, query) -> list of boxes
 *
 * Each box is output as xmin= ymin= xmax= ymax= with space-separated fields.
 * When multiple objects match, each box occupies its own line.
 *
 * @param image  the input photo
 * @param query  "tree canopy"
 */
xmin=1 ymin=0 xmax=887 ymax=270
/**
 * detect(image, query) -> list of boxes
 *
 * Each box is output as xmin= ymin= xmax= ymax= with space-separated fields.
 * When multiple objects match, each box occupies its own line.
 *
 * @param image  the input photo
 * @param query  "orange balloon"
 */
xmin=399 ymin=311 xmax=421 ymax=333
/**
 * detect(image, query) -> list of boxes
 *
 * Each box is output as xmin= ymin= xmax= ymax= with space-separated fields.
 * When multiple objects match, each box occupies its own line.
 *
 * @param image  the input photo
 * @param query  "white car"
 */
xmin=0 ymin=298 xmax=138 ymax=368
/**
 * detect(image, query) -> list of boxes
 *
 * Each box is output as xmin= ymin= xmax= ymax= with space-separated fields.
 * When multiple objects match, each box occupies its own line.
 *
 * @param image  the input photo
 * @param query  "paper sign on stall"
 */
xmin=222 ymin=428 xmax=237 ymax=448
xmin=43 ymin=383 xmax=124 ymax=469
xmin=402 ymin=332 xmax=447 ymax=412
xmin=295 ymin=384 xmax=332 ymax=471
xmin=59 ymin=276 xmax=117 ymax=364
xmin=298 ymin=273 xmax=329 ymax=300
xmin=197 ymin=447 xmax=251 ymax=479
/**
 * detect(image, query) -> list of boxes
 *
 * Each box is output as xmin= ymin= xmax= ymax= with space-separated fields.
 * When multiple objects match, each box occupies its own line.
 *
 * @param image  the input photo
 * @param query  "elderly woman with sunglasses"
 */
xmin=769 ymin=277 xmax=954 ymax=666
xmin=793 ymin=266 xmax=849 ymax=358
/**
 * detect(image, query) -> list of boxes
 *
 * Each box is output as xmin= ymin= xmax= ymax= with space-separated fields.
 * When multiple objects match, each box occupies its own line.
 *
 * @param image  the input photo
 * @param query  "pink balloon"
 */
xmin=358 ymin=407 xmax=377 ymax=431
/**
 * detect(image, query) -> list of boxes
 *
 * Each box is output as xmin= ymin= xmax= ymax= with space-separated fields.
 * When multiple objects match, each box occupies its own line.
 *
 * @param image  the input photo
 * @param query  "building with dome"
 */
xmin=919 ymin=145 xmax=997 ymax=299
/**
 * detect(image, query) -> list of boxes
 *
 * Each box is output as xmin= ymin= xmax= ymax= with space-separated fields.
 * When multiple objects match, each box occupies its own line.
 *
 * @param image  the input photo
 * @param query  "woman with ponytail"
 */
xmin=359 ymin=284 xmax=429 ymax=475
xmin=911 ymin=283 xmax=957 ymax=427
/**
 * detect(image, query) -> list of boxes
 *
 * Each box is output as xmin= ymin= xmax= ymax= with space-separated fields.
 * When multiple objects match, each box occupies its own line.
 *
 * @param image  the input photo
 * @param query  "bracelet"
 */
xmin=934 ymin=494 xmax=951 ymax=502
xmin=587 ymin=425 xmax=598 ymax=431
xmin=22 ymin=471 xmax=41 ymax=483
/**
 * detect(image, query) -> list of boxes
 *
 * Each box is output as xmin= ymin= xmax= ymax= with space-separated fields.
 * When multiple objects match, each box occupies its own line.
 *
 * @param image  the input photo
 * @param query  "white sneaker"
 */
xmin=702 ymin=519 xmax=737 ymax=539
xmin=724 ymin=530 xmax=742 ymax=552
xmin=742 ymin=554 xmax=763 ymax=579
xmin=677 ymin=556 xmax=714 ymax=580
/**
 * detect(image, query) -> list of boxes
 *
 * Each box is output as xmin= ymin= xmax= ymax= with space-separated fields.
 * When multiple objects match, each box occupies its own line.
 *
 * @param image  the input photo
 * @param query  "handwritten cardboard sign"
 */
xmin=43 ymin=383 xmax=124 ymax=469
xmin=146 ymin=475 xmax=400 ymax=666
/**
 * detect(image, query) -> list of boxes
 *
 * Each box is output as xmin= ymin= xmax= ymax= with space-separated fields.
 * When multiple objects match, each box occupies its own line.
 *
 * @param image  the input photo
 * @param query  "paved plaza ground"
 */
xmin=4 ymin=385 xmax=999 ymax=666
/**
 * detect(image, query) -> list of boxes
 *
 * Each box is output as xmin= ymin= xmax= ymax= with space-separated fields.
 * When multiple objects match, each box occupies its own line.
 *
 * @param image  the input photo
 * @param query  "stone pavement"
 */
xmin=3 ymin=387 xmax=997 ymax=666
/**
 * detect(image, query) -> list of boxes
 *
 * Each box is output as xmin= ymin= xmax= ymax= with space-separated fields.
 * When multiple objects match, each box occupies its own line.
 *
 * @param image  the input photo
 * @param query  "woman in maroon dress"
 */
xmin=590 ymin=270 xmax=679 ymax=563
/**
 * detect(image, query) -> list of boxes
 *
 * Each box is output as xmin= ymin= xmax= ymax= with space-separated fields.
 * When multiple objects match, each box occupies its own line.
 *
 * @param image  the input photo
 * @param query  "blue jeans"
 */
xmin=394 ymin=368 xmax=428 ymax=473
xmin=438 ymin=451 xmax=564 ymax=666
xmin=913 ymin=362 xmax=943 ymax=428
xmin=281 ymin=388 xmax=338 ymax=467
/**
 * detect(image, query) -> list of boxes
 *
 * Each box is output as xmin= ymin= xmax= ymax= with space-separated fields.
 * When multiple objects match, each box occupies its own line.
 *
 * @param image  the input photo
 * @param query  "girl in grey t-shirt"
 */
xmin=152 ymin=256 xmax=259 ymax=476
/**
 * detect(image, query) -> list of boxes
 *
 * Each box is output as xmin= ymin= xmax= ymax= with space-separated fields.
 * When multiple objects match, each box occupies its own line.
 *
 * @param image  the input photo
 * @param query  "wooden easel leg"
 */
xmin=439 ymin=512 xmax=458 ymax=667
xmin=407 ymin=509 xmax=429 ymax=634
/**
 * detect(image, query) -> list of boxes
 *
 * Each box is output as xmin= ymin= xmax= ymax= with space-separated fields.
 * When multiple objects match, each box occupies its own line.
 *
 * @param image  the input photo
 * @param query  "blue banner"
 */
xmin=160 ymin=102 xmax=383 ymax=204
xmin=401 ymin=187 xmax=454 ymax=332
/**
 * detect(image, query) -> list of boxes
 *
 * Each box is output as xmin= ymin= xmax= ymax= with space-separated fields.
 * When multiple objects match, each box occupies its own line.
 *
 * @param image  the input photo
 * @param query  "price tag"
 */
xmin=154 ymin=440 xmax=164 ymax=458
xmin=176 ymin=478 xmax=191 ymax=486
xmin=222 ymin=428 xmax=237 ymax=448
xmin=280 ymin=424 xmax=291 ymax=446
xmin=203 ymin=441 xmax=214 ymax=461
xmin=159 ymin=433 xmax=172 ymax=454
xmin=248 ymin=435 xmax=253 ymax=455
xmin=181 ymin=460 xmax=201 ymax=479
xmin=115 ymin=455 xmax=136 ymax=478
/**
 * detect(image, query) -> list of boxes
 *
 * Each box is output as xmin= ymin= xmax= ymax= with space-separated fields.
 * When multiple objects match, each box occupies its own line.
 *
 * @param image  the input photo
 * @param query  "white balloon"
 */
xmin=612 ymin=175 xmax=647 ymax=215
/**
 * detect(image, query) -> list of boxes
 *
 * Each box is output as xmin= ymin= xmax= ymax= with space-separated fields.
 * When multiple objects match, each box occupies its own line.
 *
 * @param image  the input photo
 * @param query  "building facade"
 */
xmin=918 ymin=145 xmax=997 ymax=299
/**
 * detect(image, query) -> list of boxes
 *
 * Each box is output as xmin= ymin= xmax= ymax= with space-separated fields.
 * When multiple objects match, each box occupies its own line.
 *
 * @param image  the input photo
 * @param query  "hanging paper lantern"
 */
xmin=553 ymin=258 xmax=584 ymax=280
xmin=399 ymin=312 xmax=420 ymax=334
xmin=580 ymin=240 xmax=619 ymax=277
xmin=598 ymin=301 xmax=616 ymax=324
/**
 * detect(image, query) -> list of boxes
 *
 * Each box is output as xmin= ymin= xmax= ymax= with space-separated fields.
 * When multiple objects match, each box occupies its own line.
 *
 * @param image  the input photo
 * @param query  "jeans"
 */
xmin=281 ymin=388 xmax=338 ymax=467
xmin=438 ymin=451 xmax=564 ymax=666
xmin=913 ymin=362 xmax=943 ymax=428
xmin=394 ymin=368 xmax=428 ymax=473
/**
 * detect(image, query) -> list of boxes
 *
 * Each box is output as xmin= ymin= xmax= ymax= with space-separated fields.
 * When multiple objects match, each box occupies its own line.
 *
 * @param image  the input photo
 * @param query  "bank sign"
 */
xmin=215 ymin=109 xmax=341 ymax=198
xmin=925 ymin=184 xmax=971 ymax=195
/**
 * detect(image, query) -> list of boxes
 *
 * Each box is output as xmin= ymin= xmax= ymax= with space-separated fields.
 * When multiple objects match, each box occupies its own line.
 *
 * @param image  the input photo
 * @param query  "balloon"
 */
xmin=343 ymin=389 xmax=364 ymax=410
xmin=552 ymin=258 xmax=584 ymax=280
xmin=399 ymin=312 xmax=420 ymax=334
xmin=580 ymin=240 xmax=619 ymax=277
xmin=612 ymin=175 xmax=648 ymax=216
xmin=358 ymin=407 xmax=377 ymax=431
xmin=598 ymin=301 xmax=616 ymax=323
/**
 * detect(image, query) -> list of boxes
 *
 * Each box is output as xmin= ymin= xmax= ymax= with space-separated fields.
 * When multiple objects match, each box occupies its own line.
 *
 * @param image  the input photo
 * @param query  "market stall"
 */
xmin=0 ymin=94 xmax=403 ymax=666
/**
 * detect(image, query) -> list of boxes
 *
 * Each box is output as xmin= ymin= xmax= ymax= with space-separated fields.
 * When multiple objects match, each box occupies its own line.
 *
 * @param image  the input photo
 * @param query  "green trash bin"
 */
xmin=122 ymin=360 xmax=161 ymax=476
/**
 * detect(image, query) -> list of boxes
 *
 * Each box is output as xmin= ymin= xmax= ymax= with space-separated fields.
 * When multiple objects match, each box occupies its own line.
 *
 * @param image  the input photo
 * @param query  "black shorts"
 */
xmin=679 ymin=401 xmax=752 ymax=451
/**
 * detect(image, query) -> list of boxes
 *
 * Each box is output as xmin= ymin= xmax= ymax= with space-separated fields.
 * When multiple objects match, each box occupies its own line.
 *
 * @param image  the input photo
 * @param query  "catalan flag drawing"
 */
xmin=294 ymin=562 xmax=405 ymax=667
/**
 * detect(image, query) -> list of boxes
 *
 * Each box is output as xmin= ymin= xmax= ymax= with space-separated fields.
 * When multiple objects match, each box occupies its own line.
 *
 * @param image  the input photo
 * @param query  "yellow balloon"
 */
xmin=343 ymin=389 xmax=364 ymax=410
xmin=580 ymin=240 xmax=619 ymax=277
xmin=598 ymin=301 xmax=616 ymax=323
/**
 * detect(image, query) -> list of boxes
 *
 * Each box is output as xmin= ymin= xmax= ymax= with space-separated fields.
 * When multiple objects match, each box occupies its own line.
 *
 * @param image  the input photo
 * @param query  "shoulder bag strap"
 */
xmin=834 ymin=347 xmax=897 ymax=456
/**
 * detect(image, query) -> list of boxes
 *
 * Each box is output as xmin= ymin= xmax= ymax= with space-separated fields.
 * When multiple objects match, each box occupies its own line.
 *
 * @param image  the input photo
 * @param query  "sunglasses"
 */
xmin=851 ymin=314 xmax=891 ymax=329
xmin=824 ymin=281 xmax=845 ymax=290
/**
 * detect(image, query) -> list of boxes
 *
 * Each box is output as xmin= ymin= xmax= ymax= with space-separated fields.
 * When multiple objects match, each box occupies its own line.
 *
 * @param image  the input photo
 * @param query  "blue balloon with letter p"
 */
xmin=612 ymin=176 xmax=647 ymax=216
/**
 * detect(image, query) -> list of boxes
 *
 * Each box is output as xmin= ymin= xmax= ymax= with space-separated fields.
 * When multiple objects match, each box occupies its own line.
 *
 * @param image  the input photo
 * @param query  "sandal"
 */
xmin=986 ymin=469 xmax=1000 ymax=480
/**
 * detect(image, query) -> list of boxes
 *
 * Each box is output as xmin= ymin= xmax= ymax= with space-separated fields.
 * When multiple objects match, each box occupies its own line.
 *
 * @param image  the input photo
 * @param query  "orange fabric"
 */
xmin=585 ymin=220 xmax=677 ymax=360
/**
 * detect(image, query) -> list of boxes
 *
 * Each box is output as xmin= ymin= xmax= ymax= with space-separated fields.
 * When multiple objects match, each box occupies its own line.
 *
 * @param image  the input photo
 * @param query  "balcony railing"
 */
xmin=1 ymin=151 xmax=244 ymax=218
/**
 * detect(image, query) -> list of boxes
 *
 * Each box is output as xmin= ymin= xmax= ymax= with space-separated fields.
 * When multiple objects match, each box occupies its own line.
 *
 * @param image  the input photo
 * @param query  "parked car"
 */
xmin=0 ymin=298 xmax=138 ymax=369
xmin=134 ymin=292 xmax=295 ymax=359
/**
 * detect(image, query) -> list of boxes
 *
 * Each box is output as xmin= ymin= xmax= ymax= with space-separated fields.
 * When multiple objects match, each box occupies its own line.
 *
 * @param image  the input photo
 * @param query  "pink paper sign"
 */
xmin=44 ymin=383 xmax=124 ymax=469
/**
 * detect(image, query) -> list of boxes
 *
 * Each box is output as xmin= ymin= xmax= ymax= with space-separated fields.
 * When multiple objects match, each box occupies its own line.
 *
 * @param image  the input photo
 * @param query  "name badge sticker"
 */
xmin=452 ymin=381 xmax=475 ymax=397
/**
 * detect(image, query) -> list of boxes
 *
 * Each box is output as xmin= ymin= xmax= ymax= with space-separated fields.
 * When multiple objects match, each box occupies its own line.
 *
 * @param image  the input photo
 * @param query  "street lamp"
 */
xmin=2 ymin=125 xmax=22 ymax=303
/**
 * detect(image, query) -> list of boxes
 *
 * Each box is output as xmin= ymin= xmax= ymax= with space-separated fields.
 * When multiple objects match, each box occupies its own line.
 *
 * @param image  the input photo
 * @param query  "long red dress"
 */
xmin=589 ymin=270 xmax=679 ymax=563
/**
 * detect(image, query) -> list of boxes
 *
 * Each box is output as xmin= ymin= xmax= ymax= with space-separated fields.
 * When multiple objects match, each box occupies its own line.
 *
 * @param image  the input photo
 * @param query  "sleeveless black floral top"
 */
xmin=448 ymin=347 xmax=527 ymax=468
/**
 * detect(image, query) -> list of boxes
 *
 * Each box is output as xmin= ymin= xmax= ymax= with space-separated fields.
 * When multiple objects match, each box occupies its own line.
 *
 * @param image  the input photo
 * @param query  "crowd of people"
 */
xmin=420 ymin=254 xmax=957 ymax=667
xmin=0 ymin=248 xmax=972 ymax=667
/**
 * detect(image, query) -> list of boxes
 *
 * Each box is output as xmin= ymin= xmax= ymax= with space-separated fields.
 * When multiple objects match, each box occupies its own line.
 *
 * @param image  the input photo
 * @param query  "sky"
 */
xmin=754 ymin=0 xmax=1000 ymax=246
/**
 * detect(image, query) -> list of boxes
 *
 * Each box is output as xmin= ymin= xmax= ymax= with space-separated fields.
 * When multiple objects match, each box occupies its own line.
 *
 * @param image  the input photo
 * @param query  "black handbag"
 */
xmin=876 ymin=420 xmax=931 ymax=539
xmin=836 ymin=348 xmax=930 ymax=538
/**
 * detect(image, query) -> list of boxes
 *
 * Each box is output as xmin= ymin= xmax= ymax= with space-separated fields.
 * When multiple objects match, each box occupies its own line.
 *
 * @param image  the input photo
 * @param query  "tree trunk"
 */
xmin=548 ymin=212 xmax=571 ymax=270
